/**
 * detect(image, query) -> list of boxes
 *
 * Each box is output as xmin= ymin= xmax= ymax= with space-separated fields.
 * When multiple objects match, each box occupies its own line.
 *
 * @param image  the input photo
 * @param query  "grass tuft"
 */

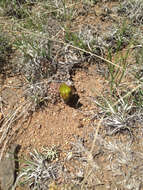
xmin=0 ymin=31 xmax=12 ymax=73
xmin=17 ymin=147 xmax=60 ymax=190
xmin=118 ymin=0 xmax=143 ymax=25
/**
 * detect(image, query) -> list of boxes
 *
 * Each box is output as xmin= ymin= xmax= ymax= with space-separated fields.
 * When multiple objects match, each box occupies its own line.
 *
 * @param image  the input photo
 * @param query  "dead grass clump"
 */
xmin=77 ymin=22 xmax=133 ymax=56
xmin=133 ymin=47 xmax=143 ymax=80
xmin=0 ymin=0 xmax=35 ymax=18
xmin=117 ymin=0 xmax=143 ymax=25
xmin=23 ymin=81 xmax=61 ymax=110
xmin=16 ymin=147 xmax=61 ymax=190
xmin=67 ymin=133 xmax=143 ymax=189
xmin=19 ymin=56 xmax=57 ymax=82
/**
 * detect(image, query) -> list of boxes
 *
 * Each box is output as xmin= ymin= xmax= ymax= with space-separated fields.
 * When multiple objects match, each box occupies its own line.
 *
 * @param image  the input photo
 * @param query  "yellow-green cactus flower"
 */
xmin=59 ymin=83 xmax=73 ymax=103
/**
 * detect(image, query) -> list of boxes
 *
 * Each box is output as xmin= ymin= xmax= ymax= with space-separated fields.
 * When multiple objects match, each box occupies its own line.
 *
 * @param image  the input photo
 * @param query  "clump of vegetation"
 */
xmin=19 ymin=56 xmax=57 ymax=83
xmin=102 ymin=23 xmax=133 ymax=52
xmin=49 ymin=0 xmax=76 ymax=22
xmin=0 ymin=0 xmax=34 ymax=18
xmin=103 ymin=98 xmax=137 ymax=135
xmin=23 ymin=82 xmax=49 ymax=109
xmin=17 ymin=147 xmax=60 ymax=190
xmin=65 ymin=30 xmax=88 ymax=51
xmin=0 ymin=31 xmax=12 ymax=73
xmin=118 ymin=0 xmax=143 ymax=25
xmin=76 ymin=22 xmax=133 ymax=56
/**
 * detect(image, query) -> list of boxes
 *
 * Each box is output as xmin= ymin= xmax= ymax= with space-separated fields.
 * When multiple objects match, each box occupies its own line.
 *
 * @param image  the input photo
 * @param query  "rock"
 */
xmin=0 ymin=144 xmax=20 ymax=190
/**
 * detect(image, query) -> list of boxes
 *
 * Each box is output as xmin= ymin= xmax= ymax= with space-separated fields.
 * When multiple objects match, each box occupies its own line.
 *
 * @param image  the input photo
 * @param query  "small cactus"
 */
xmin=59 ymin=83 xmax=73 ymax=103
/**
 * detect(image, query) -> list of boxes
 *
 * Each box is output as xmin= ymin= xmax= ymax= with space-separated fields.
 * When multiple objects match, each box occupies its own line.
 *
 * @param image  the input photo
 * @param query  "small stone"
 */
xmin=0 ymin=144 xmax=20 ymax=190
xmin=37 ymin=124 xmax=42 ymax=129
xmin=77 ymin=122 xmax=84 ymax=128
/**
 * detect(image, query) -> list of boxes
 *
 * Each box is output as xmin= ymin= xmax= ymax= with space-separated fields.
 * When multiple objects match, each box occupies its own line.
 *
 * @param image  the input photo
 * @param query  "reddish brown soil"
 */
xmin=8 ymin=65 xmax=107 ymax=156
xmin=0 ymin=64 xmax=108 ymax=190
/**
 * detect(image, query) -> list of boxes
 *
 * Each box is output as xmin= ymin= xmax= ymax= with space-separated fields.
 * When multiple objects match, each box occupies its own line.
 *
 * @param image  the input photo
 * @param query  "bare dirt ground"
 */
xmin=1 ymin=64 xmax=106 ymax=156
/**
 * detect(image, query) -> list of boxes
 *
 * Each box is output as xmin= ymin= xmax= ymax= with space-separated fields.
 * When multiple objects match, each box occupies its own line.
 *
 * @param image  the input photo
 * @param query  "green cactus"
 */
xmin=59 ymin=83 xmax=73 ymax=103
